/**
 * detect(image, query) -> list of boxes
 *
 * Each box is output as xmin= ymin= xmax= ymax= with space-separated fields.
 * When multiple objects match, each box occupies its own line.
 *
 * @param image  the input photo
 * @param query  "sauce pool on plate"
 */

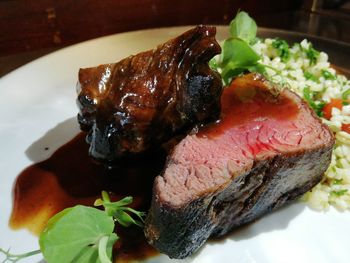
xmin=10 ymin=132 xmax=166 ymax=262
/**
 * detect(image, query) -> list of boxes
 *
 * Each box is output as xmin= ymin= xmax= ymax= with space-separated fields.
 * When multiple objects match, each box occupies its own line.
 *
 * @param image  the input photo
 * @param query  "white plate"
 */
xmin=1 ymin=26 xmax=350 ymax=263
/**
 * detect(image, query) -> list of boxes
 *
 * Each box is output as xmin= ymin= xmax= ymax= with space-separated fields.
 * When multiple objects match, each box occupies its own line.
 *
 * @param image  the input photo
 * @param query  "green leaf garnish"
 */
xmin=330 ymin=189 xmax=348 ymax=197
xmin=220 ymin=37 xmax=261 ymax=85
xmin=39 ymin=205 xmax=117 ymax=263
xmin=94 ymin=191 xmax=145 ymax=227
xmin=304 ymin=71 xmax=318 ymax=82
xmin=208 ymin=58 xmax=218 ymax=71
xmin=272 ymin=38 xmax=290 ymax=62
xmin=1 ymin=192 xmax=145 ymax=263
xmin=342 ymin=89 xmax=350 ymax=100
xmin=304 ymin=45 xmax=320 ymax=65
xmin=333 ymin=179 xmax=343 ymax=185
xmin=303 ymin=86 xmax=326 ymax=117
xmin=212 ymin=11 xmax=266 ymax=86
xmin=321 ymin=69 xmax=336 ymax=80
xmin=222 ymin=38 xmax=260 ymax=67
xmin=229 ymin=11 xmax=257 ymax=43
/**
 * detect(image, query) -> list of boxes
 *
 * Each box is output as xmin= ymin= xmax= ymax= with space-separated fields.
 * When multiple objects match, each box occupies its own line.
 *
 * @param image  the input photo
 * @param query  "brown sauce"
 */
xmin=199 ymin=80 xmax=299 ymax=138
xmin=10 ymin=132 xmax=165 ymax=262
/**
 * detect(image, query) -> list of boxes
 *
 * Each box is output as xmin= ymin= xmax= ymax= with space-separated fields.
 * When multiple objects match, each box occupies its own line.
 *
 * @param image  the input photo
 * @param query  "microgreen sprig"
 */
xmin=0 ymin=248 xmax=41 ymax=263
xmin=210 ymin=11 xmax=266 ymax=86
xmin=1 ymin=192 xmax=145 ymax=263
xmin=94 ymin=191 xmax=146 ymax=227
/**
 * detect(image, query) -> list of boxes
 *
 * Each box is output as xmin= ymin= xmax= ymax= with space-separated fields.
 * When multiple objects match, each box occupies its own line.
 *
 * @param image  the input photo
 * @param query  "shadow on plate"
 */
xmin=209 ymin=201 xmax=305 ymax=244
xmin=25 ymin=116 xmax=80 ymax=163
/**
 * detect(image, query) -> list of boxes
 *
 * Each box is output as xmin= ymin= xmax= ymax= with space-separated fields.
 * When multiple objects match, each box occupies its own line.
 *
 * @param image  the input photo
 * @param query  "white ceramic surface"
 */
xmin=0 ymin=26 xmax=349 ymax=263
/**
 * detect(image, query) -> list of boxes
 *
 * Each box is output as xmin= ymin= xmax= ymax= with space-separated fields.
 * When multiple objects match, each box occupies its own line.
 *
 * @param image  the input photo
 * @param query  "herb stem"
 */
xmin=0 ymin=248 xmax=41 ymax=263
xmin=98 ymin=236 xmax=112 ymax=263
xmin=102 ymin=191 xmax=111 ymax=203
xmin=262 ymin=64 xmax=282 ymax=74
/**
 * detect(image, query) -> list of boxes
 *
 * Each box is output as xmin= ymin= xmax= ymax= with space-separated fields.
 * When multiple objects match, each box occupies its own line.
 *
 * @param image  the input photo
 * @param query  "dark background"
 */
xmin=0 ymin=0 xmax=349 ymax=76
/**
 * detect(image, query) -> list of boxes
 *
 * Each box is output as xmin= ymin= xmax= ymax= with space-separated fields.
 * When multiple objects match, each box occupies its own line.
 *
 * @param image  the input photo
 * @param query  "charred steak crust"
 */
xmin=76 ymin=26 xmax=222 ymax=163
xmin=144 ymin=73 xmax=335 ymax=259
xmin=145 ymin=147 xmax=333 ymax=258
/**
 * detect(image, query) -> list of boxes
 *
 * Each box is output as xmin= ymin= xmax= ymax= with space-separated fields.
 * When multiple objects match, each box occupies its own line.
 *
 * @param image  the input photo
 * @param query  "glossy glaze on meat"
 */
xmin=77 ymin=26 xmax=222 ymax=163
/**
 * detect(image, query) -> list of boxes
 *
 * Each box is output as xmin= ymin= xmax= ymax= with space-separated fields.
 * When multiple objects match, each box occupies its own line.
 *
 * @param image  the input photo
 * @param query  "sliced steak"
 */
xmin=144 ymin=73 xmax=334 ymax=259
xmin=76 ymin=26 xmax=222 ymax=164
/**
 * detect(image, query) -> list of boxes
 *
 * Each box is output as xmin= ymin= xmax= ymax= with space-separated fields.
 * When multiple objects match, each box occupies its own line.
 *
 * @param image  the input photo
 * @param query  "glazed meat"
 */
xmin=144 ymin=73 xmax=334 ymax=258
xmin=77 ymin=26 xmax=222 ymax=163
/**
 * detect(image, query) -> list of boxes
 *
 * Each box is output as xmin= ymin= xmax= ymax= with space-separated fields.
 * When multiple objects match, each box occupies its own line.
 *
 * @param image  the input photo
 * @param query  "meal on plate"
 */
xmin=2 ymin=10 xmax=350 ymax=263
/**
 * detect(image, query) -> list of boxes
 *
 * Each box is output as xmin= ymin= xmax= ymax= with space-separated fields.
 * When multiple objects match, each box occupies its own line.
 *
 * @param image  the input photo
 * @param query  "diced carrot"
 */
xmin=322 ymin=99 xmax=343 ymax=120
xmin=342 ymin=123 xmax=350 ymax=133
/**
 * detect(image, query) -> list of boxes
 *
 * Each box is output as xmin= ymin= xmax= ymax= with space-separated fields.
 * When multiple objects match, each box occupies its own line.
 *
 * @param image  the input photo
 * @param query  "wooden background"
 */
xmin=0 ymin=0 xmax=303 ymax=56
xmin=1 ymin=0 xmax=349 ymax=76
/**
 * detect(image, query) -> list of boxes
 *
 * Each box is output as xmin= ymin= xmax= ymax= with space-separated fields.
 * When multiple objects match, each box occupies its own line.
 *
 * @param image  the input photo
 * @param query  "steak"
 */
xmin=144 ymin=73 xmax=334 ymax=259
xmin=76 ymin=26 xmax=222 ymax=164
